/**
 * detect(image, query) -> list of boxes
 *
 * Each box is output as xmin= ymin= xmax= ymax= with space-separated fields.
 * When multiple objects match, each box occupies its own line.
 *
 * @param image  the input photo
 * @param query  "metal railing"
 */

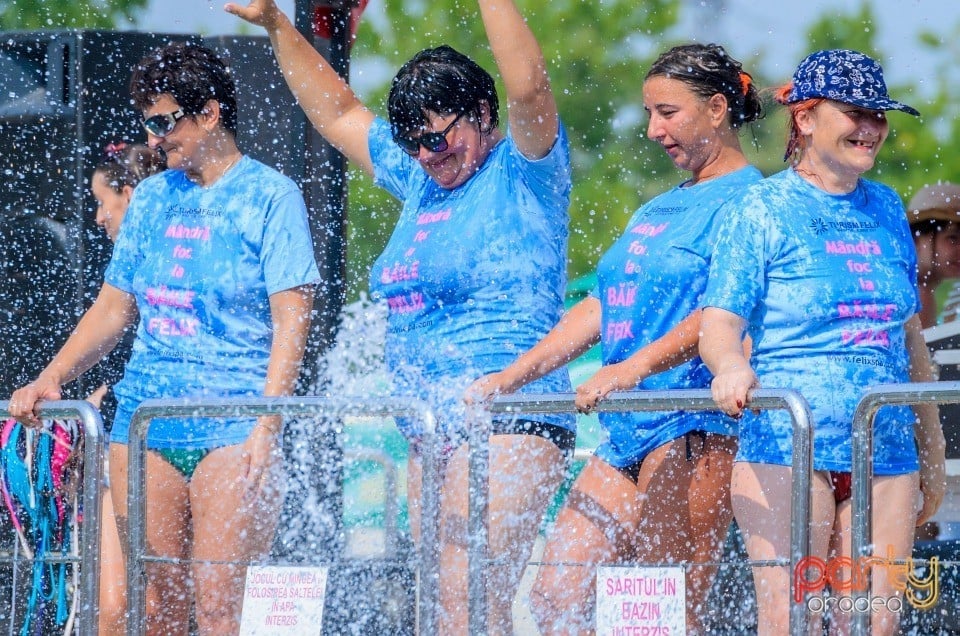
xmin=483 ymin=388 xmax=815 ymax=636
xmin=0 ymin=400 xmax=104 ymax=636
xmin=124 ymin=396 xmax=440 ymax=636
xmin=9 ymin=382 xmax=952 ymax=633
xmin=850 ymin=381 xmax=960 ymax=636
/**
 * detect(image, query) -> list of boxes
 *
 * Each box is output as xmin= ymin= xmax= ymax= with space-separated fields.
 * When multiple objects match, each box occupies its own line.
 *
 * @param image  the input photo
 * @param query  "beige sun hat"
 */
xmin=907 ymin=182 xmax=960 ymax=226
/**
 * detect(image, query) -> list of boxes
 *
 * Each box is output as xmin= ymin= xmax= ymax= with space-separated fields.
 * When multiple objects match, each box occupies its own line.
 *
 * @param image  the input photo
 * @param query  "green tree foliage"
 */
xmin=0 ymin=0 xmax=149 ymax=29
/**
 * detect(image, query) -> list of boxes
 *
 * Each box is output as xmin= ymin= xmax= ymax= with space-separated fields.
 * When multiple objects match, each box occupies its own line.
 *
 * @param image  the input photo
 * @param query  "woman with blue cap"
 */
xmin=699 ymin=49 xmax=946 ymax=634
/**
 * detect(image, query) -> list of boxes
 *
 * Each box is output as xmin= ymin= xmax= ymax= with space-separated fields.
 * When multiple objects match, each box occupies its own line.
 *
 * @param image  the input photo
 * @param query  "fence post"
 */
xmin=466 ymin=407 xmax=492 ymax=635
xmin=417 ymin=404 xmax=441 ymax=636
xmin=850 ymin=380 xmax=960 ymax=636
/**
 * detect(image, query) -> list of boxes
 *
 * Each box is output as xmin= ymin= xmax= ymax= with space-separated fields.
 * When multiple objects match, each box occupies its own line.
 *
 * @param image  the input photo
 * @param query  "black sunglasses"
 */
xmin=142 ymin=109 xmax=185 ymax=137
xmin=394 ymin=113 xmax=463 ymax=156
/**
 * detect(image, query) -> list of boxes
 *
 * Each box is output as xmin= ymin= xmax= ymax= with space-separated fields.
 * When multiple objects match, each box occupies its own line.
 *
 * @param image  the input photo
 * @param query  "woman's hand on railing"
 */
xmin=710 ymin=365 xmax=760 ymax=418
xmin=575 ymin=363 xmax=632 ymax=413
xmin=7 ymin=375 xmax=62 ymax=428
xmin=464 ymin=372 xmax=512 ymax=405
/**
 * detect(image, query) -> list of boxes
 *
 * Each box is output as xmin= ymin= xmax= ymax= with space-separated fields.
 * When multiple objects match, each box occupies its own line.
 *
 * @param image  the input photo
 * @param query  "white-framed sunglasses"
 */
xmin=142 ymin=109 xmax=185 ymax=137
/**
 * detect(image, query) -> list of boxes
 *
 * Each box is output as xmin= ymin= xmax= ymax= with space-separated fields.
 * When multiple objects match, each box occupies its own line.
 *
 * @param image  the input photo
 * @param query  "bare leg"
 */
xmin=828 ymin=472 xmax=919 ymax=636
xmin=189 ymin=444 xmax=284 ymax=635
xmin=438 ymin=434 xmax=567 ymax=635
xmin=110 ymin=443 xmax=193 ymax=636
xmin=632 ymin=434 xmax=736 ymax=634
xmin=408 ymin=434 xmax=566 ymax=634
xmin=406 ymin=452 xmax=425 ymax=545
xmin=531 ymin=455 xmax=646 ymax=636
xmin=98 ymin=486 xmax=127 ymax=636
xmin=731 ymin=463 xmax=836 ymax=636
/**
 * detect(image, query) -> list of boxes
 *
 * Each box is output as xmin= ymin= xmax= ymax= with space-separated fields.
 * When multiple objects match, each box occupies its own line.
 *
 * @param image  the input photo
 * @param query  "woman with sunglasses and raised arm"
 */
xmin=9 ymin=42 xmax=320 ymax=634
xmin=229 ymin=0 xmax=573 ymax=632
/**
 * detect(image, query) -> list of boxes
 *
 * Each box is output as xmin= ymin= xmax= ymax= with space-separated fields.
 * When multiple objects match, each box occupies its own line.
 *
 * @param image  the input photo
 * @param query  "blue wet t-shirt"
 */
xmin=105 ymin=156 xmax=320 ymax=449
xmin=367 ymin=118 xmax=574 ymax=441
xmin=593 ymin=166 xmax=761 ymax=467
xmin=703 ymin=168 xmax=920 ymax=474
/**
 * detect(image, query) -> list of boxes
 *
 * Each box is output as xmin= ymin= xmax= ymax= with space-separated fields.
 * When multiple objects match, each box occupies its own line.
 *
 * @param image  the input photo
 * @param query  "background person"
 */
xmin=88 ymin=141 xmax=165 ymax=635
xmin=906 ymin=182 xmax=960 ymax=542
xmin=468 ymin=43 xmax=763 ymax=634
xmin=8 ymin=42 xmax=319 ymax=634
xmin=699 ymin=49 xmax=946 ymax=635
xmin=907 ymin=182 xmax=960 ymax=326
xmin=227 ymin=1 xmax=575 ymax=632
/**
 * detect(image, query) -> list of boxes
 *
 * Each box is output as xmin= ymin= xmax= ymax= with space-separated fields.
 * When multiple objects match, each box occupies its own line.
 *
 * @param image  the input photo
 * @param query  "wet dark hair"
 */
xmin=645 ymin=43 xmax=763 ymax=128
xmin=387 ymin=45 xmax=499 ymax=139
xmin=129 ymin=41 xmax=238 ymax=136
xmin=95 ymin=142 xmax=166 ymax=192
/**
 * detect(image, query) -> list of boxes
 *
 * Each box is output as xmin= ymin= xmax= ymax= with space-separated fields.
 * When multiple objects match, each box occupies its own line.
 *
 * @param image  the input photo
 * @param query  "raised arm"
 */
xmin=466 ymin=297 xmax=601 ymax=402
xmin=478 ymin=0 xmax=559 ymax=159
xmin=905 ymin=314 xmax=946 ymax=525
xmin=8 ymin=284 xmax=137 ymax=425
xmin=226 ymin=0 xmax=376 ymax=175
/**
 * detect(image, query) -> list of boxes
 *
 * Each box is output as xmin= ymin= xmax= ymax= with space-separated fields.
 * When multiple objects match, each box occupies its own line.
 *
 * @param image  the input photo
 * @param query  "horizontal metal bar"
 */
xmin=490 ymin=388 xmax=793 ymax=413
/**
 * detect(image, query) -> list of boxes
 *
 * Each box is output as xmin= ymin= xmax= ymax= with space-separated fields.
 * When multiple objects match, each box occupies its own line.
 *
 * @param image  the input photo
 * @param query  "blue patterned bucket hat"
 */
xmin=786 ymin=49 xmax=919 ymax=116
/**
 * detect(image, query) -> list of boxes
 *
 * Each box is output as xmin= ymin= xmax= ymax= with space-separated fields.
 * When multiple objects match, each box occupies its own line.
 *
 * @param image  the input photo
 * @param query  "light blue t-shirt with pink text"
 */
xmin=703 ymin=168 xmax=920 ymax=474
xmin=367 ymin=117 xmax=573 ymax=440
xmin=593 ymin=166 xmax=760 ymax=467
xmin=105 ymin=156 xmax=319 ymax=448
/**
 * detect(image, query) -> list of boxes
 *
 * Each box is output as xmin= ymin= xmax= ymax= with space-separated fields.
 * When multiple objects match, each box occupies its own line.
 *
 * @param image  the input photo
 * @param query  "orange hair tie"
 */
xmin=739 ymin=71 xmax=752 ymax=96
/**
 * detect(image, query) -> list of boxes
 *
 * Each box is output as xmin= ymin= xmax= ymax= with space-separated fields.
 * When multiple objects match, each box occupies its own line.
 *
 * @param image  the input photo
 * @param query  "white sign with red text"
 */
xmin=596 ymin=565 xmax=685 ymax=635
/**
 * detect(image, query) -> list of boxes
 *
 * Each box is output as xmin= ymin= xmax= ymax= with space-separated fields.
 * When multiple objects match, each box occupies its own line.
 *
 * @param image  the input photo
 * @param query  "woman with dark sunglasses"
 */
xmin=229 ymin=0 xmax=573 ymax=632
xmin=9 ymin=42 xmax=320 ymax=634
